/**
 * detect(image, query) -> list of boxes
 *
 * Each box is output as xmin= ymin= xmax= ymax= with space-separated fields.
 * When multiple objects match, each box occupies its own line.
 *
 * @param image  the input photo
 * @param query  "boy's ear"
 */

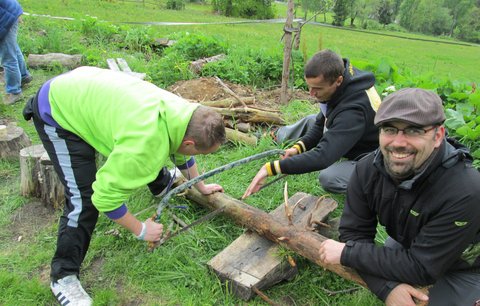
xmin=182 ymin=139 xmax=195 ymax=147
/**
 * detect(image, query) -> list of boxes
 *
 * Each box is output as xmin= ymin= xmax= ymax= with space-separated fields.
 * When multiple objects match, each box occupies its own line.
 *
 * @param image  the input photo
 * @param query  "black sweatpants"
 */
xmin=24 ymin=96 xmax=170 ymax=282
xmin=27 ymin=102 xmax=98 ymax=281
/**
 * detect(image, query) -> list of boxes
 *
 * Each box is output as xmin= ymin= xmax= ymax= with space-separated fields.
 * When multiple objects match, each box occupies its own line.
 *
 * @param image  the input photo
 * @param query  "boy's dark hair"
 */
xmin=185 ymin=106 xmax=226 ymax=150
xmin=304 ymin=49 xmax=344 ymax=84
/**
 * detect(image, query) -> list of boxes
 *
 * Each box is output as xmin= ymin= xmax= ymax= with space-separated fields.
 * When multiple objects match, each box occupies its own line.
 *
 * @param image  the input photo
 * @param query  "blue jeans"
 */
xmin=0 ymin=20 xmax=30 ymax=94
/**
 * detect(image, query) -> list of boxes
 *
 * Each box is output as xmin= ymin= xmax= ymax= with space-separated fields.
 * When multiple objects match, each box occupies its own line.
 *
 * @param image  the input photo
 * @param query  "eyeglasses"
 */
xmin=380 ymin=126 xmax=437 ymax=137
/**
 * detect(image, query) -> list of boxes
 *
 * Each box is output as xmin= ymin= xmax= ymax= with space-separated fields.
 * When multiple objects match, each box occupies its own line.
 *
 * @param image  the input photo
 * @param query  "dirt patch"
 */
xmin=8 ymin=201 xmax=57 ymax=243
xmin=168 ymin=77 xmax=313 ymax=110
xmin=168 ymin=77 xmax=254 ymax=102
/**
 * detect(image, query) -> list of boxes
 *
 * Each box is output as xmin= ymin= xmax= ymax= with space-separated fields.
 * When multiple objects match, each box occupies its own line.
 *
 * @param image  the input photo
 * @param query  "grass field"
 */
xmin=0 ymin=1 xmax=477 ymax=305
xmin=20 ymin=0 xmax=479 ymax=83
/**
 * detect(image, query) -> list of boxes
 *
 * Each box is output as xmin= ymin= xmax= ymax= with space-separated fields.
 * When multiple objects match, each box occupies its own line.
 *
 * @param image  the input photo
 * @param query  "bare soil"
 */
xmin=8 ymin=201 xmax=57 ymax=243
xmin=168 ymin=77 xmax=312 ymax=109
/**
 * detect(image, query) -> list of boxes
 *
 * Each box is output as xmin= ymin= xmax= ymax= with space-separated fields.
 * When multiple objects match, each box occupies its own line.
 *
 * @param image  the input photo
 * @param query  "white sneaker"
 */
xmin=51 ymin=275 xmax=92 ymax=306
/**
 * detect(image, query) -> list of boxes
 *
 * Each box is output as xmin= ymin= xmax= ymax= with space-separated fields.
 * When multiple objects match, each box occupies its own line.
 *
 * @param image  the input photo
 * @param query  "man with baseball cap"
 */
xmin=318 ymin=88 xmax=480 ymax=305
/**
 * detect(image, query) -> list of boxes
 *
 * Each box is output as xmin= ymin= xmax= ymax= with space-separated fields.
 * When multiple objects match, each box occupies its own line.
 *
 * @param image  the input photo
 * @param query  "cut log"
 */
xmin=208 ymin=193 xmax=337 ymax=300
xmin=199 ymin=97 xmax=255 ymax=108
xmin=19 ymin=144 xmax=45 ymax=198
xmin=190 ymin=54 xmax=226 ymax=74
xmin=210 ymin=107 xmax=285 ymax=125
xmin=0 ymin=124 xmax=31 ymax=159
xmin=225 ymin=127 xmax=257 ymax=146
xmin=235 ymin=122 xmax=250 ymax=133
xmin=153 ymin=38 xmax=176 ymax=47
xmin=27 ymin=53 xmax=83 ymax=69
xmin=39 ymin=152 xmax=65 ymax=210
xmin=184 ymin=189 xmax=430 ymax=303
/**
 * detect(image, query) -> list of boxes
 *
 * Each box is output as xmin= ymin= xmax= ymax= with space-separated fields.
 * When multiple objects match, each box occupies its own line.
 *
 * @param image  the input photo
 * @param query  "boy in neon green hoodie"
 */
xmin=23 ymin=66 xmax=226 ymax=305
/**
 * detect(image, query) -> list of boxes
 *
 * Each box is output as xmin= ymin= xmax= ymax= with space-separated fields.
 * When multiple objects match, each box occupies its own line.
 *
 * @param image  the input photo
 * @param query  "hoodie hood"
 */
xmin=327 ymin=58 xmax=376 ymax=111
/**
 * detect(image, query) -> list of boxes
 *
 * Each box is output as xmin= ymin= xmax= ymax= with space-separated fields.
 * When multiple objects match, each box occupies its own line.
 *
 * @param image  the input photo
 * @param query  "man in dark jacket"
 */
xmin=242 ymin=49 xmax=380 ymax=198
xmin=319 ymin=88 xmax=480 ymax=305
xmin=0 ymin=0 xmax=32 ymax=105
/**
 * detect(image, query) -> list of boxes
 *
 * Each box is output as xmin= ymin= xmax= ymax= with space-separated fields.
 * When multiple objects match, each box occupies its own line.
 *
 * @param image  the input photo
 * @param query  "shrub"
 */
xmin=212 ymin=0 xmax=275 ymax=19
xmin=166 ymin=0 xmax=185 ymax=10
xmin=80 ymin=15 xmax=120 ymax=44
xmin=166 ymin=32 xmax=227 ymax=61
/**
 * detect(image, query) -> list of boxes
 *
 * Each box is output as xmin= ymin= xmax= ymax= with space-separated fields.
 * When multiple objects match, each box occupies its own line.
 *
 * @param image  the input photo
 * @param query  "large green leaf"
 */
xmin=469 ymin=91 xmax=480 ymax=108
xmin=444 ymin=109 xmax=466 ymax=130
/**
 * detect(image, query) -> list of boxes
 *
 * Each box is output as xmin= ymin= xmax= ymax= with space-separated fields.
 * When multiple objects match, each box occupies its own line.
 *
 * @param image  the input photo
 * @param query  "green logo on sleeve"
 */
xmin=409 ymin=209 xmax=419 ymax=217
xmin=455 ymin=221 xmax=468 ymax=227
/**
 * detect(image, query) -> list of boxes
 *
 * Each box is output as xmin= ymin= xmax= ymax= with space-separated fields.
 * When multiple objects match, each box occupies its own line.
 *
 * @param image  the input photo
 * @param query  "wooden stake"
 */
xmin=280 ymin=0 xmax=294 ymax=104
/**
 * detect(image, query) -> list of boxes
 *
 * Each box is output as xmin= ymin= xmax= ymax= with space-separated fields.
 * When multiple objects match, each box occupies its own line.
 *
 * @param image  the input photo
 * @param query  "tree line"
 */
xmin=208 ymin=0 xmax=479 ymax=43
xmin=283 ymin=0 xmax=480 ymax=43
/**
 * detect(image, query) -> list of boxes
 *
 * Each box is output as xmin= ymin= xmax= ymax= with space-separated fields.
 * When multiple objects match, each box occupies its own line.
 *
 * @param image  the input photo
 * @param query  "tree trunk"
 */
xmin=190 ymin=54 xmax=226 ymax=74
xmin=199 ymin=97 xmax=255 ymax=108
xmin=184 ymin=188 xmax=430 ymax=302
xmin=280 ymin=0 xmax=295 ymax=104
xmin=209 ymin=107 xmax=285 ymax=125
xmin=0 ymin=124 xmax=31 ymax=159
xmin=27 ymin=53 xmax=83 ymax=69
xmin=185 ymin=188 xmax=366 ymax=286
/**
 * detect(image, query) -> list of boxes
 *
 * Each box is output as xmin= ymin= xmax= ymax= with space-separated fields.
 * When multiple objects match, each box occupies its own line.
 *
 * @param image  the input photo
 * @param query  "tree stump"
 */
xmin=19 ymin=144 xmax=64 ymax=209
xmin=39 ymin=152 xmax=65 ymax=210
xmin=0 ymin=124 xmax=32 ymax=159
xmin=19 ymin=144 xmax=45 ymax=198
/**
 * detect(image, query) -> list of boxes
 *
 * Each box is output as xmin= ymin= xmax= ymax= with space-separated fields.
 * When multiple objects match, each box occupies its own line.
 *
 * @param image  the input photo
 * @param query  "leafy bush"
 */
xmin=123 ymin=26 xmax=155 ymax=53
xmin=212 ymin=0 xmax=275 ymax=19
xmin=166 ymin=32 xmax=227 ymax=60
xmin=80 ymin=16 xmax=120 ymax=44
xmin=166 ymin=0 xmax=186 ymax=10
xmin=201 ymin=47 xmax=290 ymax=87
xmin=148 ymin=52 xmax=195 ymax=87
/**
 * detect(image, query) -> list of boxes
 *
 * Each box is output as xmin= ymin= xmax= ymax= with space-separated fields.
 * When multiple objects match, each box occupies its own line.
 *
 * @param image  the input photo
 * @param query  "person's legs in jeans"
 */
xmin=0 ymin=21 xmax=24 ymax=94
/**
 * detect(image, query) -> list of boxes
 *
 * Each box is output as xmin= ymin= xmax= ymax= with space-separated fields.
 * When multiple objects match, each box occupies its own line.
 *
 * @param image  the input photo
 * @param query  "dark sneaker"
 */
xmin=50 ymin=275 xmax=92 ymax=306
xmin=21 ymin=75 xmax=33 ymax=87
xmin=5 ymin=93 xmax=23 ymax=105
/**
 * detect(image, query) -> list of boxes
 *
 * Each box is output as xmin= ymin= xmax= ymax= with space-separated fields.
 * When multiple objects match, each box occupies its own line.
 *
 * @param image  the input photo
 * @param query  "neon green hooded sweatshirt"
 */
xmin=48 ymin=67 xmax=199 ymax=212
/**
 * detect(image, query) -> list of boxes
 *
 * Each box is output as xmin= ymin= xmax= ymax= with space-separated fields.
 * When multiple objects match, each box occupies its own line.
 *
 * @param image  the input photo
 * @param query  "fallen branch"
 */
xmin=199 ymin=97 xmax=255 ymax=108
xmin=214 ymin=76 xmax=248 ymax=108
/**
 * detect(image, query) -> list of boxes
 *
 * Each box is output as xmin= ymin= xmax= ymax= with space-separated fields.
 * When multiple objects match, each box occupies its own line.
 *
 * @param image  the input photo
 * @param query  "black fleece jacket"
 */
xmin=279 ymin=58 xmax=380 ymax=174
xmin=339 ymin=138 xmax=480 ymax=301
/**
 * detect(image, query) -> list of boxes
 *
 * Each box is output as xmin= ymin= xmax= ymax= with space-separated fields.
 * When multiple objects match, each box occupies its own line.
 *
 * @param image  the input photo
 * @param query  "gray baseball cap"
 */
xmin=374 ymin=88 xmax=446 ymax=126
